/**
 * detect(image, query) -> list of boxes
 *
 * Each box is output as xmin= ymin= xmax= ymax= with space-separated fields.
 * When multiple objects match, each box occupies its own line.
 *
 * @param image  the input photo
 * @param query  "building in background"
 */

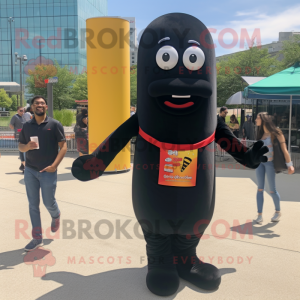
xmin=0 ymin=0 xmax=107 ymax=99
xmin=216 ymin=31 xmax=300 ymax=63
xmin=119 ymin=17 xmax=138 ymax=66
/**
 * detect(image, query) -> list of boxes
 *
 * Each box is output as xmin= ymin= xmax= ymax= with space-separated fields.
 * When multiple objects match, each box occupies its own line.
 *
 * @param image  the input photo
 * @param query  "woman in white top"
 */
xmin=254 ymin=112 xmax=294 ymax=224
xmin=23 ymin=107 xmax=33 ymax=122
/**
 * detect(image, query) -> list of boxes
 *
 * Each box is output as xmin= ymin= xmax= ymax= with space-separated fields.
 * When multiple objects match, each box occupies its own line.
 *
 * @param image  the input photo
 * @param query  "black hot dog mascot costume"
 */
xmin=72 ymin=13 xmax=268 ymax=297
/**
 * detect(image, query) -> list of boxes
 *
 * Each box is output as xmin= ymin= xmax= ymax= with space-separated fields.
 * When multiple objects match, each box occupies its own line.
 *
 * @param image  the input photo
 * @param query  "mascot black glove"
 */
xmin=72 ymin=155 xmax=106 ymax=181
xmin=243 ymin=140 xmax=269 ymax=169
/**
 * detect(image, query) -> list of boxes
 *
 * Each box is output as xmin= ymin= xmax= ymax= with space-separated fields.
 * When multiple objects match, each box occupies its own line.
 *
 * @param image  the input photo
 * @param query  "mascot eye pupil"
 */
xmin=189 ymin=54 xmax=197 ymax=63
xmin=162 ymin=53 xmax=170 ymax=62
xmin=156 ymin=46 xmax=178 ymax=70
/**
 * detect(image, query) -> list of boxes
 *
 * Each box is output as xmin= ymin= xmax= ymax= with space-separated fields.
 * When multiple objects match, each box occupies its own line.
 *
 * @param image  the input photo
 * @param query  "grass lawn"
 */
xmin=0 ymin=111 xmax=16 ymax=127
xmin=0 ymin=111 xmax=77 ymax=127
xmin=0 ymin=117 xmax=11 ymax=127
xmin=2 ymin=114 xmax=238 ymax=127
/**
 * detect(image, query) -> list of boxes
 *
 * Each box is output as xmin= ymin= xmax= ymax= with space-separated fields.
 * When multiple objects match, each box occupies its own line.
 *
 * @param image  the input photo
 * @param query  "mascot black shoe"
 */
xmin=72 ymin=12 xmax=268 ymax=297
xmin=146 ymin=256 xmax=180 ymax=296
xmin=176 ymin=256 xmax=221 ymax=290
xmin=171 ymin=234 xmax=221 ymax=290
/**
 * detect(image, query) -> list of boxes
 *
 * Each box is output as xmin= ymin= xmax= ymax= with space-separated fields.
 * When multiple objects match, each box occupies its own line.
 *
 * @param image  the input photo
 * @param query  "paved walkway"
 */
xmin=0 ymin=154 xmax=299 ymax=299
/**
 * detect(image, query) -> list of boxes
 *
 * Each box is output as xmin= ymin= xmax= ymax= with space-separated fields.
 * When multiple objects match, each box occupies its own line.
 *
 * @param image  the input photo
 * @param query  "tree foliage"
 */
xmin=217 ymin=46 xmax=282 ymax=107
xmin=281 ymin=34 xmax=300 ymax=68
xmin=28 ymin=64 xmax=57 ymax=89
xmin=26 ymin=64 xmax=56 ymax=101
xmin=130 ymin=65 xmax=137 ymax=106
xmin=0 ymin=89 xmax=13 ymax=110
xmin=26 ymin=60 xmax=76 ymax=110
xmin=10 ymin=95 xmax=18 ymax=111
xmin=52 ymin=61 xmax=77 ymax=110
xmin=71 ymin=72 xmax=88 ymax=100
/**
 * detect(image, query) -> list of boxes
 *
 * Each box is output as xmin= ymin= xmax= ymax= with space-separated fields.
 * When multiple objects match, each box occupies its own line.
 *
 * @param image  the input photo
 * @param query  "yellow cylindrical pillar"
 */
xmin=86 ymin=17 xmax=130 ymax=172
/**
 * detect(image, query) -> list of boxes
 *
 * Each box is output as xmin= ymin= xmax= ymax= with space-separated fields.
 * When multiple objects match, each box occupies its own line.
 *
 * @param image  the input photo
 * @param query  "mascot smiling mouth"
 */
xmin=148 ymin=78 xmax=212 ymax=115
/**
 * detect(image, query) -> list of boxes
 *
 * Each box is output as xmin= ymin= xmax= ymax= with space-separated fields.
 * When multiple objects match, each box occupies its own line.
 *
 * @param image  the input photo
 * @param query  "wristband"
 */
xmin=286 ymin=161 xmax=293 ymax=167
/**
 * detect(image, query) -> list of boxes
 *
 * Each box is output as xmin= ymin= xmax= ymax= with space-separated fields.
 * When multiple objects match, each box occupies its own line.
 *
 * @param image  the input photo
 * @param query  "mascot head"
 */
xmin=137 ymin=13 xmax=216 ymax=144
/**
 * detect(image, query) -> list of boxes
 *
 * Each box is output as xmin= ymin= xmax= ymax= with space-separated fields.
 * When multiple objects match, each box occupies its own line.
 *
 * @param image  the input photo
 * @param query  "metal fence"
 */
xmin=0 ymin=126 xmax=11 ymax=131
xmin=0 ymin=133 xmax=78 ymax=152
xmin=1 ymin=135 xmax=299 ymax=171
xmin=0 ymin=135 xmax=275 ymax=156
xmin=0 ymin=134 xmax=136 ymax=155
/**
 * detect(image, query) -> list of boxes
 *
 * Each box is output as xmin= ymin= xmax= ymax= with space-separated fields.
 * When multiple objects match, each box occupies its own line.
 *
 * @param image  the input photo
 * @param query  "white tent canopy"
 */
xmin=226 ymin=77 xmax=267 ymax=105
xmin=225 ymin=91 xmax=253 ymax=105
xmin=241 ymin=76 xmax=266 ymax=85
xmin=0 ymin=82 xmax=22 ymax=93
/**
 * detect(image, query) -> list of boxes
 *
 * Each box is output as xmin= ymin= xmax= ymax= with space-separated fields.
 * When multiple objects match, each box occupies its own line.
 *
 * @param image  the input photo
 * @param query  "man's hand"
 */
xmin=40 ymin=165 xmax=57 ymax=173
xmin=244 ymin=140 xmax=269 ymax=169
xmin=27 ymin=141 xmax=38 ymax=151
xmin=288 ymin=166 xmax=295 ymax=175
xmin=72 ymin=155 xmax=106 ymax=182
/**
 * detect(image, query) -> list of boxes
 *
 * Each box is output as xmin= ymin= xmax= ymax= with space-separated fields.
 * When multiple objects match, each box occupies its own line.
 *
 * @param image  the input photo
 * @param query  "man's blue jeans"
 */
xmin=19 ymin=151 xmax=25 ymax=162
xmin=17 ymin=137 xmax=25 ymax=162
xmin=256 ymin=161 xmax=281 ymax=213
xmin=24 ymin=166 xmax=60 ymax=239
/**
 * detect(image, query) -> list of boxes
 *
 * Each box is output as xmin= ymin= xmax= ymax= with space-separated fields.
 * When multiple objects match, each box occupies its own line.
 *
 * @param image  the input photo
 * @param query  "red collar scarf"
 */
xmin=139 ymin=127 xmax=215 ymax=151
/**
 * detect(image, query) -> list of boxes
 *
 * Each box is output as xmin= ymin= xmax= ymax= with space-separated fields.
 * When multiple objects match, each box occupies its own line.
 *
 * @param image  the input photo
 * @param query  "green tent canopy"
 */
xmin=244 ymin=63 xmax=300 ymax=97
xmin=244 ymin=62 xmax=300 ymax=153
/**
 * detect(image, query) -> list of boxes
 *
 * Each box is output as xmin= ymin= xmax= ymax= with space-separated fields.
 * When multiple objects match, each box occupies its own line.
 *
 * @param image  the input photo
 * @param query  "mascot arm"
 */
xmin=215 ymin=118 xmax=269 ymax=169
xmin=71 ymin=114 xmax=139 ymax=181
xmin=215 ymin=118 xmax=248 ymax=165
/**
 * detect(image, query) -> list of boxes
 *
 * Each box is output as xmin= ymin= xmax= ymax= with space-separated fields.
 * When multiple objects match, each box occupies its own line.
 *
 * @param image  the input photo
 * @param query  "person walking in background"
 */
xmin=242 ymin=115 xmax=255 ymax=140
xmin=254 ymin=112 xmax=294 ymax=225
xmin=9 ymin=106 xmax=26 ymax=172
xmin=216 ymin=107 xmax=229 ymax=158
xmin=74 ymin=113 xmax=88 ymax=156
xmin=76 ymin=108 xmax=88 ymax=124
xmin=18 ymin=95 xmax=67 ymax=251
xmin=130 ymin=106 xmax=136 ymax=117
xmin=272 ymin=112 xmax=278 ymax=127
xmin=217 ymin=106 xmax=228 ymax=124
xmin=228 ymin=114 xmax=240 ymax=138
xmin=23 ymin=107 xmax=33 ymax=122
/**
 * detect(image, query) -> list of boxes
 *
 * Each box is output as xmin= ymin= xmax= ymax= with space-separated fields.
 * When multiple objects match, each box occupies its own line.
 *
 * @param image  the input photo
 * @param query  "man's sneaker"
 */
xmin=271 ymin=212 xmax=282 ymax=222
xmin=19 ymin=164 xmax=24 ymax=172
xmin=254 ymin=214 xmax=263 ymax=224
xmin=24 ymin=239 xmax=43 ymax=252
xmin=51 ymin=214 xmax=60 ymax=232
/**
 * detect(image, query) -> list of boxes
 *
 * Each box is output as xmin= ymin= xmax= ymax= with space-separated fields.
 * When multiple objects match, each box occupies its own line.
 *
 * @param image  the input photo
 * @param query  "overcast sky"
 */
xmin=109 ymin=0 xmax=300 ymax=56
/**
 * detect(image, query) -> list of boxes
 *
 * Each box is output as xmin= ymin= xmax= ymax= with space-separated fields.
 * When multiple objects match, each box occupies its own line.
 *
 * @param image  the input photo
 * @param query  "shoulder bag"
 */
xmin=272 ymin=134 xmax=287 ymax=174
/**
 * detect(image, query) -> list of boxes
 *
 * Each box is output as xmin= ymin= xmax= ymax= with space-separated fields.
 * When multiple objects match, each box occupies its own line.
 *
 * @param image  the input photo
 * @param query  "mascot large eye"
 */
xmin=183 ymin=46 xmax=205 ymax=71
xmin=156 ymin=46 xmax=178 ymax=70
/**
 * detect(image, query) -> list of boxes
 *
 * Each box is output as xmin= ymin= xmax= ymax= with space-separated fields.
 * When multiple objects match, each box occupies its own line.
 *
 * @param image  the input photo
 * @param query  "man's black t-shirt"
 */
xmin=10 ymin=114 xmax=25 ymax=139
xmin=19 ymin=116 xmax=66 ymax=171
xmin=217 ymin=114 xmax=225 ymax=123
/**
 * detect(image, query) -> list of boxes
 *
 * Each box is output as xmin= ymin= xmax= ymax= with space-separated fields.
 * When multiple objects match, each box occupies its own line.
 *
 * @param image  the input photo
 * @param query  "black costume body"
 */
xmin=72 ymin=13 xmax=268 ymax=296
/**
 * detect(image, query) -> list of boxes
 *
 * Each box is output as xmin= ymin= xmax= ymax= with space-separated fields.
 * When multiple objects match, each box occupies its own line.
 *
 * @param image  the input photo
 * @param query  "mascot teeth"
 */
xmin=172 ymin=95 xmax=191 ymax=98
